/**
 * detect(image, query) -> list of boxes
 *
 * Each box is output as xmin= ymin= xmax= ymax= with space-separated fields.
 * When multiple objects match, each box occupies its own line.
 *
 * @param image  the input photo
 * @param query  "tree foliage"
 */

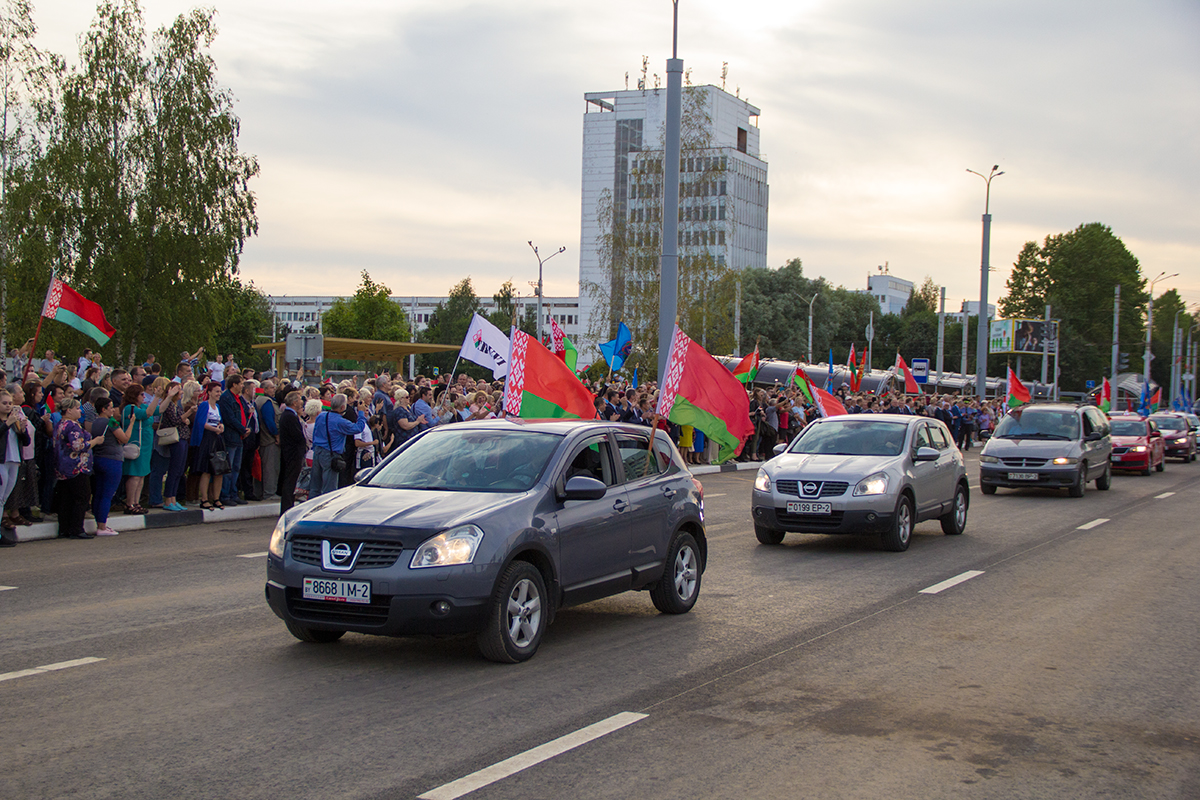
xmin=321 ymin=270 xmax=410 ymax=343
xmin=418 ymin=277 xmax=480 ymax=378
xmin=999 ymin=223 xmax=1146 ymax=389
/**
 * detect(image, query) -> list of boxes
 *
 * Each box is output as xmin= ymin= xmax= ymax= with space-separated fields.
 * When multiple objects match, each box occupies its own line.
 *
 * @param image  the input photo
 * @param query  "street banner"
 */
xmin=459 ymin=313 xmax=511 ymax=378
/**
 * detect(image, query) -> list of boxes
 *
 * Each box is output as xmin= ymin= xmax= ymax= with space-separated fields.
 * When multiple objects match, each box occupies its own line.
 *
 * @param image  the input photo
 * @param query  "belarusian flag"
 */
xmin=1006 ymin=367 xmax=1032 ymax=409
xmin=857 ymin=348 xmax=867 ymax=391
xmin=502 ymin=328 xmax=595 ymax=419
xmin=731 ymin=344 xmax=759 ymax=385
xmin=895 ymin=352 xmax=920 ymax=394
xmin=847 ymin=344 xmax=858 ymax=391
xmin=548 ymin=317 xmax=578 ymax=371
xmin=42 ymin=278 xmax=115 ymax=345
xmin=1098 ymin=377 xmax=1112 ymax=413
xmin=793 ymin=367 xmax=846 ymax=417
xmin=1148 ymin=387 xmax=1161 ymax=413
xmin=657 ymin=325 xmax=753 ymax=463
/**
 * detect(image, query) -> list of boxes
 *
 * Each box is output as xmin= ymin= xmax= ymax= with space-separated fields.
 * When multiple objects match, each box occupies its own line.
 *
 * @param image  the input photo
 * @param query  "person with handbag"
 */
xmin=308 ymin=393 xmax=366 ymax=499
xmin=53 ymin=398 xmax=104 ymax=540
xmin=120 ymin=383 xmax=161 ymax=515
xmin=190 ymin=381 xmax=228 ymax=510
xmin=0 ymin=388 xmax=31 ymax=545
xmin=150 ymin=379 xmax=188 ymax=511
xmin=91 ymin=396 xmax=134 ymax=535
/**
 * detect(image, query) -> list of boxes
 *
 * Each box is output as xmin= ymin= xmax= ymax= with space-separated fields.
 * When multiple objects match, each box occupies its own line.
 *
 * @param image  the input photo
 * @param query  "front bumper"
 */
xmin=1110 ymin=452 xmax=1152 ymax=470
xmin=979 ymin=464 xmax=1078 ymax=489
xmin=1164 ymin=443 xmax=1192 ymax=458
xmin=751 ymin=489 xmax=895 ymax=534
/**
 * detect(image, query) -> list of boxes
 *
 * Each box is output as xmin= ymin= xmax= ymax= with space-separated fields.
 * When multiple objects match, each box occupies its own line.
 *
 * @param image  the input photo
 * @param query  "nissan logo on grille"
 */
xmin=802 ymin=482 xmax=819 ymax=496
xmin=329 ymin=542 xmax=353 ymax=564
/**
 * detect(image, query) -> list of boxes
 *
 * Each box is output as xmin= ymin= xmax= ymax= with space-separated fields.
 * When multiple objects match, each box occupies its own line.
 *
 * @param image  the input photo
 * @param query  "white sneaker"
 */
xmin=95 ymin=527 xmax=119 ymax=536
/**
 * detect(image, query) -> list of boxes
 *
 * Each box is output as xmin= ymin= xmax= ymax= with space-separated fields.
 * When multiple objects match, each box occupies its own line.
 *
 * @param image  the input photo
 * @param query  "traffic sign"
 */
xmin=910 ymin=358 xmax=930 ymax=384
xmin=1085 ymin=380 xmax=1096 ymax=389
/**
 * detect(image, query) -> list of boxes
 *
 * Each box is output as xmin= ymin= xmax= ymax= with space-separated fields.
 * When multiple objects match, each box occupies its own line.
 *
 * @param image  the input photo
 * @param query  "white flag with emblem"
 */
xmin=459 ymin=313 xmax=511 ymax=378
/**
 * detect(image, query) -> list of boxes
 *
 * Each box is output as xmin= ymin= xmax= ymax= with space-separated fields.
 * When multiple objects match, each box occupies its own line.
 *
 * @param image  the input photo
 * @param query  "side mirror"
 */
xmin=562 ymin=475 xmax=607 ymax=502
xmin=354 ymin=468 xmax=374 ymax=484
xmin=1084 ymin=431 xmax=1103 ymax=442
xmin=773 ymin=443 xmax=788 ymax=456
xmin=914 ymin=446 xmax=939 ymax=462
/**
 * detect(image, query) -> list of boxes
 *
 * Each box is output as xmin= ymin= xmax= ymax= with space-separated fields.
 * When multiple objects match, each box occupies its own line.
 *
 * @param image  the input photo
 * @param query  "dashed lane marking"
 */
xmin=705 ymin=493 xmax=727 ymax=497
xmin=0 ymin=585 xmax=16 ymax=592
xmin=418 ymin=711 xmax=648 ymax=800
xmin=1155 ymin=492 xmax=1175 ymax=499
xmin=237 ymin=552 xmax=268 ymax=558
xmin=0 ymin=657 xmax=105 ymax=684
xmin=1076 ymin=518 xmax=1110 ymax=530
xmin=919 ymin=570 xmax=985 ymax=595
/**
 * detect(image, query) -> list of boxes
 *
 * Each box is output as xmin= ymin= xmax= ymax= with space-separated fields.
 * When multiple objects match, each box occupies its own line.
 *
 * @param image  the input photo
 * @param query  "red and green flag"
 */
xmin=502 ymin=328 xmax=594 ymax=419
xmin=895 ymin=352 xmax=920 ymax=394
xmin=657 ymin=325 xmax=753 ymax=463
xmin=792 ymin=367 xmax=817 ymax=405
xmin=42 ymin=278 xmax=115 ymax=345
xmin=731 ymin=344 xmax=760 ymax=385
xmin=548 ymin=317 xmax=578 ymax=372
xmin=1148 ymin=387 xmax=1161 ymax=413
xmin=847 ymin=344 xmax=859 ymax=391
xmin=1006 ymin=366 xmax=1032 ymax=409
xmin=1098 ymin=377 xmax=1112 ymax=413
xmin=792 ymin=366 xmax=846 ymax=417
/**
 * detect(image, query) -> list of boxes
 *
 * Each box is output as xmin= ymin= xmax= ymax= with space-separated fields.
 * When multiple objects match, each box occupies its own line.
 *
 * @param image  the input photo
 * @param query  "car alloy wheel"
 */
xmin=651 ymin=532 xmax=702 ymax=614
xmin=478 ymin=561 xmax=548 ymax=663
xmin=941 ymin=484 xmax=967 ymax=535
xmin=506 ymin=578 xmax=542 ymax=648
xmin=882 ymin=495 xmax=913 ymax=552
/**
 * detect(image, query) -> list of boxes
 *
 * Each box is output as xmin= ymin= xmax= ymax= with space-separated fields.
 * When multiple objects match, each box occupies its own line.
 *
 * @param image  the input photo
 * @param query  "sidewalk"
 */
xmin=13 ymin=499 xmax=282 ymax=542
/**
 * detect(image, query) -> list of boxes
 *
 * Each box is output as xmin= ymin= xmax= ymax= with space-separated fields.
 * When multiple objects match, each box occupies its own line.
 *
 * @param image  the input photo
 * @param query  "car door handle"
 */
xmin=661 ymin=485 xmax=674 ymax=496
xmin=613 ymin=499 xmax=627 ymax=512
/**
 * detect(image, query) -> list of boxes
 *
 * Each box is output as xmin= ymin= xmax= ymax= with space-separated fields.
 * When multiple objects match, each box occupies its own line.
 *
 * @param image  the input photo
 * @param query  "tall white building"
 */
xmin=578 ymin=84 xmax=768 ymax=354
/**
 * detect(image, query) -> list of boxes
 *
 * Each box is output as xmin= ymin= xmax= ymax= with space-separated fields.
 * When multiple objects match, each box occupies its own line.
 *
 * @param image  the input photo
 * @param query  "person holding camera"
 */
xmin=308 ymin=393 xmax=366 ymax=499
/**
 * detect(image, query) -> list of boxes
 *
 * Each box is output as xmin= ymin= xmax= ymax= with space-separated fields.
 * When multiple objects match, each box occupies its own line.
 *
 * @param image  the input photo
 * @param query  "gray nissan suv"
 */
xmin=978 ymin=404 xmax=1112 ymax=496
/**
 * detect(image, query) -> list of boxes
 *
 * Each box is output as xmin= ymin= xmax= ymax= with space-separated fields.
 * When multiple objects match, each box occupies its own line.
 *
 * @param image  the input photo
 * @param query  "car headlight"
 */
xmin=1174 ymin=438 xmax=1188 ymax=444
xmin=410 ymin=525 xmax=484 ymax=569
xmin=853 ymin=472 xmax=890 ymax=496
xmin=1132 ymin=445 xmax=1147 ymax=453
xmin=979 ymin=455 xmax=999 ymax=464
xmin=754 ymin=470 xmax=771 ymax=492
xmin=269 ymin=515 xmax=288 ymax=557
xmin=1052 ymin=457 xmax=1078 ymax=465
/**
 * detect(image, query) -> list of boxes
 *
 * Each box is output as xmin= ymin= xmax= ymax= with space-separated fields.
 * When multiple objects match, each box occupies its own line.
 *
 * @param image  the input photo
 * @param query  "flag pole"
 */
xmin=22 ymin=272 xmax=57 ymax=385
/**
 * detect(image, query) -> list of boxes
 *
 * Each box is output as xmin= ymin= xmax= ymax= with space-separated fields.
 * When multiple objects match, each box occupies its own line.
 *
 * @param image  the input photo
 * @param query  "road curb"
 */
xmin=690 ymin=461 xmax=760 ymax=476
xmin=14 ymin=500 xmax=281 ymax=542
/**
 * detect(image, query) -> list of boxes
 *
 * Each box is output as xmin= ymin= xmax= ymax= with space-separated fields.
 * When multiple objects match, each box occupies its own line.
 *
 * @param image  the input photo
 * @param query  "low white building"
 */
xmin=857 ymin=271 xmax=914 ymax=315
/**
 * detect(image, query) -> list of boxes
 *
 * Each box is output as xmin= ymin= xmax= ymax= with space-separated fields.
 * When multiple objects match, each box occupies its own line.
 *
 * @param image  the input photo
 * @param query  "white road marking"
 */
xmin=1076 ymin=518 xmax=1110 ymax=530
xmin=237 ymin=552 xmax=268 ymax=558
xmin=418 ymin=711 xmax=648 ymax=800
xmin=1155 ymin=492 xmax=1175 ymax=499
xmin=705 ymin=493 xmax=727 ymax=498
xmin=0 ymin=585 xmax=16 ymax=591
xmin=0 ymin=657 xmax=105 ymax=683
xmin=919 ymin=570 xmax=985 ymax=595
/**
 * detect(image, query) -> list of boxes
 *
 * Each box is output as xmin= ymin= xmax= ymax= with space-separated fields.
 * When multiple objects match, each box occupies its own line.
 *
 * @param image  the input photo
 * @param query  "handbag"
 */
xmin=326 ymin=415 xmax=347 ymax=472
xmin=209 ymin=446 xmax=231 ymax=475
xmin=122 ymin=412 xmax=142 ymax=460
xmin=157 ymin=426 xmax=180 ymax=445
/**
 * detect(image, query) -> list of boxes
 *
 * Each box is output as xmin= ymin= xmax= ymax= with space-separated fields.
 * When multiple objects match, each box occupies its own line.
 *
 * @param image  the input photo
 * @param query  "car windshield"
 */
xmin=994 ymin=409 xmax=1080 ymax=440
xmin=366 ymin=429 xmax=562 ymax=492
xmin=1109 ymin=420 xmax=1147 ymax=437
xmin=788 ymin=419 xmax=908 ymax=456
xmin=1152 ymin=416 xmax=1185 ymax=431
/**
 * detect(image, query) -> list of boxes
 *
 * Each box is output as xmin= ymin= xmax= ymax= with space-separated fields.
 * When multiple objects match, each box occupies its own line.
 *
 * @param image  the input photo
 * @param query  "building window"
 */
xmin=718 ymin=231 xmax=726 ymax=245
xmin=737 ymin=127 xmax=747 ymax=153
xmin=719 ymin=181 xmax=727 ymax=196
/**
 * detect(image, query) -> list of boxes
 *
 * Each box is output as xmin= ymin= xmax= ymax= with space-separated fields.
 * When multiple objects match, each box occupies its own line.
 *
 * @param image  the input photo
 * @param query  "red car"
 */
xmin=1107 ymin=416 xmax=1165 ymax=475
xmin=1149 ymin=413 xmax=1197 ymax=462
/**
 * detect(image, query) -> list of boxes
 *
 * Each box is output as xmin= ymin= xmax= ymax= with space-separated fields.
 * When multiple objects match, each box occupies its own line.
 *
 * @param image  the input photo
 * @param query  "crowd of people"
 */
xmin=0 ymin=341 xmax=1016 ymax=547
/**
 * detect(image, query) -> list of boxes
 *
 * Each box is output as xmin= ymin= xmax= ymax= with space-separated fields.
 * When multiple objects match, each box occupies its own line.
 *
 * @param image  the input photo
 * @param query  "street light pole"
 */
xmin=527 ymin=241 xmax=566 ymax=346
xmin=801 ymin=292 xmax=818 ymax=363
xmin=967 ymin=165 xmax=1003 ymax=400
xmin=658 ymin=0 xmax=683 ymax=380
xmin=1143 ymin=271 xmax=1177 ymax=397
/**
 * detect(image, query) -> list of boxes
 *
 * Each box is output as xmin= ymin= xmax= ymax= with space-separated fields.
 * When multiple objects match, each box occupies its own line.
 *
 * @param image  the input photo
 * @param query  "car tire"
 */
xmin=1141 ymin=463 xmax=1152 ymax=476
xmin=881 ymin=495 xmax=913 ymax=552
xmin=755 ymin=524 xmax=785 ymax=545
xmin=940 ymin=483 xmax=968 ymax=535
xmin=1096 ymin=462 xmax=1111 ymax=490
xmin=651 ymin=532 xmax=702 ymax=614
xmin=477 ymin=561 xmax=547 ymax=664
xmin=1155 ymin=457 xmax=1165 ymax=472
xmin=980 ymin=484 xmax=997 ymax=495
xmin=284 ymin=621 xmax=345 ymax=643
xmin=1069 ymin=465 xmax=1087 ymax=497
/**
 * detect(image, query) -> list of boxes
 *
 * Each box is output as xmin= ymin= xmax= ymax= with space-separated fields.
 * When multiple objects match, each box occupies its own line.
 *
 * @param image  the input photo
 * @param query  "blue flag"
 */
xmin=632 ymin=367 xmax=639 ymax=388
xmin=599 ymin=322 xmax=633 ymax=372
xmin=1138 ymin=381 xmax=1150 ymax=417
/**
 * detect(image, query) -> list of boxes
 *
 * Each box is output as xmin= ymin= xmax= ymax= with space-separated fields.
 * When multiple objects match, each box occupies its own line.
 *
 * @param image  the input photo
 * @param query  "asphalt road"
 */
xmin=2 ymin=451 xmax=1198 ymax=799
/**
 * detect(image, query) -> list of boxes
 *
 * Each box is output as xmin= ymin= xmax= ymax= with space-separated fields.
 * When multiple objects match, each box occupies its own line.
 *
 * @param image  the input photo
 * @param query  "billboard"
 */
xmin=990 ymin=320 xmax=1049 ymax=355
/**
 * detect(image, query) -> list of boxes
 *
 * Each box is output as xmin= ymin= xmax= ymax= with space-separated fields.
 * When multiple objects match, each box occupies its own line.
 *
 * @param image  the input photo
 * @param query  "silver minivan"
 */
xmin=978 ymin=404 xmax=1112 ymax=496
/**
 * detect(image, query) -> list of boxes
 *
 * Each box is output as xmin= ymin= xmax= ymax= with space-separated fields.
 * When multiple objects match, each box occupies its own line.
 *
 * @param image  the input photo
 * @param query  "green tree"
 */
xmin=321 ymin=270 xmax=410 ymax=343
xmin=1149 ymin=289 xmax=1194 ymax=392
xmin=211 ymin=277 xmax=271 ymax=371
xmin=903 ymin=276 xmax=938 ymax=316
xmin=419 ymin=277 xmax=480 ymax=378
xmin=999 ymin=223 xmax=1146 ymax=389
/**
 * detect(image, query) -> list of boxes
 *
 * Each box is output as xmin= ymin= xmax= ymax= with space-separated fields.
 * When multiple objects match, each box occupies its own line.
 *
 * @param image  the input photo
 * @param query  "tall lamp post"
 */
xmin=1143 ymin=271 xmax=1177 ymax=396
xmin=967 ymin=165 xmax=1003 ymax=400
xmin=527 ymin=241 xmax=566 ymax=345
xmin=801 ymin=292 xmax=818 ymax=363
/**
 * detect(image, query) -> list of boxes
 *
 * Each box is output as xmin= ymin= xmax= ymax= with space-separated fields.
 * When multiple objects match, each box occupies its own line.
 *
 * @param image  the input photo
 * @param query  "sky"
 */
xmin=31 ymin=0 xmax=1200 ymax=313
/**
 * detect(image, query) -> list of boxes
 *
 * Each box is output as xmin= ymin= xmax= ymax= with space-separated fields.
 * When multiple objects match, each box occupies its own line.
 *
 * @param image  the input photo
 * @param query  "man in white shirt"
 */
xmin=38 ymin=350 xmax=60 ymax=376
xmin=207 ymin=354 xmax=225 ymax=383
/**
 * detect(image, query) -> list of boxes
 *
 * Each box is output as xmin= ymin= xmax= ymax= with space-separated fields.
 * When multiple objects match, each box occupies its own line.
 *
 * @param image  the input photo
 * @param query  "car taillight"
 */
xmin=691 ymin=477 xmax=704 ymax=500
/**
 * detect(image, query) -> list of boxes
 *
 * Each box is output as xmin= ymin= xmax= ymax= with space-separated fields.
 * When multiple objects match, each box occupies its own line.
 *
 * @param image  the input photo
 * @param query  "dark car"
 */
xmin=979 ymin=404 xmax=1112 ymax=496
xmin=265 ymin=419 xmax=706 ymax=662
xmin=1149 ymin=413 xmax=1197 ymax=462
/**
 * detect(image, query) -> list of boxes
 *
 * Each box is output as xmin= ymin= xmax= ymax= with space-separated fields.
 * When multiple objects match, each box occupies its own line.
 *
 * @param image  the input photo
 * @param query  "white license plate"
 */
xmin=303 ymin=577 xmax=371 ymax=604
xmin=787 ymin=501 xmax=832 ymax=515
xmin=1007 ymin=472 xmax=1038 ymax=481
xmin=1112 ymin=455 xmax=1124 ymax=461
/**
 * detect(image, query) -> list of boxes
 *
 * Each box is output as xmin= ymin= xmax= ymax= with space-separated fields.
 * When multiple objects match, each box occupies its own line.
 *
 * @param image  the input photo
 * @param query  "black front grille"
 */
xmin=775 ymin=480 xmax=849 ymax=498
xmin=286 ymin=588 xmax=392 ymax=626
xmin=1111 ymin=447 xmax=1128 ymax=455
xmin=1000 ymin=458 xmax=1048 ymax=468
xmin=289 ymin=535 xmax=405 ymax=570
xmin=774 ymin=509 xmax=846 ymax=530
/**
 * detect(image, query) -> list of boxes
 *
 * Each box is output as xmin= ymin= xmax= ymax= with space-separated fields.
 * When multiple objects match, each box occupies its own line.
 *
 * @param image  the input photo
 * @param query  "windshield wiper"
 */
xmin=1013 ymin=432 xmax=1071 ymax=440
